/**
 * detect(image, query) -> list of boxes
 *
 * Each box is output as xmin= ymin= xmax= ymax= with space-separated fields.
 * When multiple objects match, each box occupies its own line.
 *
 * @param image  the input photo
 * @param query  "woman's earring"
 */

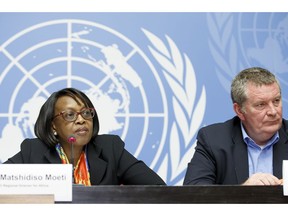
xmin=53 ymin=131 xmax=57 ymax=136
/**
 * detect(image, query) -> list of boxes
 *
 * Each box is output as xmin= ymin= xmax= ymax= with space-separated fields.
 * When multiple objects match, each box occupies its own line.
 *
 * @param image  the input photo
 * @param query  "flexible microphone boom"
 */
xmin=68 ymin=135 xmax=76 ymax=183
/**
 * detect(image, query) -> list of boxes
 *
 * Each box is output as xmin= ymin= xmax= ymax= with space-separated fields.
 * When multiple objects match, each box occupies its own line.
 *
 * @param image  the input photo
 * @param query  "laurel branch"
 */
xmin=142 ymin=28 xmax=206 ymax=185
xmin=207 ymin=13 xmax=243 ymax=93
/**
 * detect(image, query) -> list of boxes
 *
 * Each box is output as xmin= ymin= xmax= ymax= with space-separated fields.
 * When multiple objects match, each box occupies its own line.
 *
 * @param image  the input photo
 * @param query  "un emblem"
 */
xmin=208 ymin=12 xmax=288 ymax=105
xmin=0 ymin=19 xmax=206 ymax=185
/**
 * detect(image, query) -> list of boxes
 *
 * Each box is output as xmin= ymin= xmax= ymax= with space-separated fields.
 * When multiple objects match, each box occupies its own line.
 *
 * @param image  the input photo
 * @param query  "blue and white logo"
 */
xmin=208 ymin=13 xmax=288 ymax=106
xmin=3 ymin=13 xmax=285 ymax=185
xmin=0 ymin=17 xmax=206 ymax=185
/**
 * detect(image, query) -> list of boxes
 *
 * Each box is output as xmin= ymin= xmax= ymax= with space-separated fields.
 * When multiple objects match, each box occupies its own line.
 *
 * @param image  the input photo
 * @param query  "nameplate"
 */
xmin=0 ymin=164 xmax=72 ymax=202
xmin=283 ymin=160 xmax=288 ymax=196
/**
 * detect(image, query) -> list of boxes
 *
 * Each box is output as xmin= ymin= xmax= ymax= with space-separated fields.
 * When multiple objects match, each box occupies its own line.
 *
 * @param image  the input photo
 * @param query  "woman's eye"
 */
xmin=66 ymin=112 xmax=75 ymax=117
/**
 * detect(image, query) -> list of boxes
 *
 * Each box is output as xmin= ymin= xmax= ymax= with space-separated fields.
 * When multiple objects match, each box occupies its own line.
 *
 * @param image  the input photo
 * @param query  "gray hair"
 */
xmin=231 ymin=67 xmax=281 ymax=108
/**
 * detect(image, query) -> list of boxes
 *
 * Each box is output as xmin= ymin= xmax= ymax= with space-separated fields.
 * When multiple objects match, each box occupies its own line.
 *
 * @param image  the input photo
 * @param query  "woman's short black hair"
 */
xmin=34 ymin=87 xmax=100 ymax=147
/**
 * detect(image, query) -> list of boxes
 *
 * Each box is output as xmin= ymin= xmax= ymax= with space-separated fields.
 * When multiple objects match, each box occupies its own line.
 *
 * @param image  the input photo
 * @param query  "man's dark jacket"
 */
xmin=184 ymin=116 xmax=288 ymax=185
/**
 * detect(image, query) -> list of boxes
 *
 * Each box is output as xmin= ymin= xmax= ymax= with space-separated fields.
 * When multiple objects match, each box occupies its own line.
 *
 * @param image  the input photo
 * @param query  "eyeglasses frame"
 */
xmin=53 ymin=108 xmax=95 ymax=122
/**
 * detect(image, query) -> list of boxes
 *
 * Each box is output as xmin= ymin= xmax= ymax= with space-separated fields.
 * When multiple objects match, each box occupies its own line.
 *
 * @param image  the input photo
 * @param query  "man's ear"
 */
xmin=233 ymin=103 xmax=245 ymax=120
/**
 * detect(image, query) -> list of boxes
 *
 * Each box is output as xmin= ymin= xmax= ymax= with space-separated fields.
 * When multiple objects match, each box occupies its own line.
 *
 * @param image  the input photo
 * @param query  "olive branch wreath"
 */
xmin=207 ymin=13 xmax=242 ymax=93
xmin=142 ymin=29 xmax=206 ymax=185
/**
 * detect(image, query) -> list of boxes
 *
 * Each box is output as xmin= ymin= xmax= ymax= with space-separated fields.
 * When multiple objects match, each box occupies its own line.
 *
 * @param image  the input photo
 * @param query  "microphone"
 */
xmin=68 ymin=135 xmax=76 ymax=183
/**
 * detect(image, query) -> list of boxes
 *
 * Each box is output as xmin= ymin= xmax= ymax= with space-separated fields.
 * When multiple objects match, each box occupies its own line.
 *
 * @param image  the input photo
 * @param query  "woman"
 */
xmin=4 ymin=88 xmax=166 ymax=186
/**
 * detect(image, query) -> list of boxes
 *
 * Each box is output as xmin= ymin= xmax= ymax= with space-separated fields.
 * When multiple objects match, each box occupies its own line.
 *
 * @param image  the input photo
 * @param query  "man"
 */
xmin=183 ymin=67 xmax=288 ymax=185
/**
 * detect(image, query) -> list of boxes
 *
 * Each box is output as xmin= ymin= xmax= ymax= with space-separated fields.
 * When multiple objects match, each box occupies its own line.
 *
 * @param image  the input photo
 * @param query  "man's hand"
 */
xmin=242 ymin=173 xmax=282 ymax=185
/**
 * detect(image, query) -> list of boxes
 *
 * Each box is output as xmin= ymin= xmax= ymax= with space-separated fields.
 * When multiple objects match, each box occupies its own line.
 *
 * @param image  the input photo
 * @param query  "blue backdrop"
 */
xmin=1 ymin=13 xmax=288 ymax=185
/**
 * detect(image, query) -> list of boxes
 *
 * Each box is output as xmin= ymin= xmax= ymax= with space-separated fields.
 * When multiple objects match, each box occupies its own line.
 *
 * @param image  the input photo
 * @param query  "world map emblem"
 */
xmin=0 ymin=19 xmax=169 ymax=166
xmin=208 ymin=12 xmax=288 ymax=104
xmin=0 ymin=17 xmax=206 ymax=185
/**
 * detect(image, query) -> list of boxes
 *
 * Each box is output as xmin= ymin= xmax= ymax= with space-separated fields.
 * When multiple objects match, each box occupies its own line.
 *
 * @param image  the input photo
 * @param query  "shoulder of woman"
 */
xmin=92 ymin=134 xmax=124 ymax=149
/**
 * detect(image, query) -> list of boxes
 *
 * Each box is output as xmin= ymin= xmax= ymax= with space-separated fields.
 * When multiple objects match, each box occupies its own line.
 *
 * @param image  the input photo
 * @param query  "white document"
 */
xmin=283 ymin=160 xmax=288 ymax=196
xmin=0 ymin=164 xmax=72 ymax=201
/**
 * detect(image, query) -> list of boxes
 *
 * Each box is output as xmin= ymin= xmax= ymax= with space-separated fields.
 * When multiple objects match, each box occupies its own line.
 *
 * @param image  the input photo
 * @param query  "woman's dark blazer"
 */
xmin=183 ymin=116 xmax=288 ymax=185
xmin=4 ymin=134 xmax=166 ymax=185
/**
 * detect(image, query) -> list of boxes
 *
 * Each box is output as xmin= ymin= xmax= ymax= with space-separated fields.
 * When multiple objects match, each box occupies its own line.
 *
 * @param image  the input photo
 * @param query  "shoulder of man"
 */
xmin=201 ymin=116 xmax=240 ymax=131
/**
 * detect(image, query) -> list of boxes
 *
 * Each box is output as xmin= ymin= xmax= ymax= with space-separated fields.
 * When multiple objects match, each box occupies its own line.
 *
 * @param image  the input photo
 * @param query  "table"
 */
xmin=59 ymin=185 xmax=288 ymax=204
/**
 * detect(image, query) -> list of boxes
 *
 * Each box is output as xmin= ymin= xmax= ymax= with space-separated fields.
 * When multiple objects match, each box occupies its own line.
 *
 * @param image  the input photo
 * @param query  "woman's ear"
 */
xmin=52 ymin=123 xmax=57 ymax=135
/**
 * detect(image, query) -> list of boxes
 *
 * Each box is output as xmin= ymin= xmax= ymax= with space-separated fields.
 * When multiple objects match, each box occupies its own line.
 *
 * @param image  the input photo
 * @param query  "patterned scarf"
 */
xmin=56 ymin=143 xmax=91 ymax=186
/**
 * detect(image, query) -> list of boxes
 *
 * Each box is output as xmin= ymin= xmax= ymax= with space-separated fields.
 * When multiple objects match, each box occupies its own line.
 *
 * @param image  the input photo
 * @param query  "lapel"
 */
xmin=44 ymin=141 xmax=108 ymax=185
xmin=273 ymin=122 xmax=288 ymax=178
xmin=44 ymin=148 xmax=62 ymax=163
xmin=86 ymin=142 xmax=108 ymax=185
xmin=232 ymin=119 xmax=249 ymax=184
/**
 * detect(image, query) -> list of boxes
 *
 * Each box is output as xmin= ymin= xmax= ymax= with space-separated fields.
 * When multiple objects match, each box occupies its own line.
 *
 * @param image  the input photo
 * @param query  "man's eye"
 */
xmin=255 ymin=103 xmax=265 ymax=109
xmin=274 ymin=99 xmax=280 ymax=104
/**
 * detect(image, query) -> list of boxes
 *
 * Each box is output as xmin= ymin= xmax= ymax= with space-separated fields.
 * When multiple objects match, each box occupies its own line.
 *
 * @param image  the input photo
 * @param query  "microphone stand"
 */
xmin=71 ymin=142 xmax=74 ymax=184
xmin=68 ymin=135 xmax=76 ymax=184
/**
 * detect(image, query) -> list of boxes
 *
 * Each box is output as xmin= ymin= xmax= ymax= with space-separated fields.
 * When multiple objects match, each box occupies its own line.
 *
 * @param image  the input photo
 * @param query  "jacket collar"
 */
xmin=86 ymin=142 xmax=107 ymax=185
xmin=231 ymin=118 xmax=249 ymax=184
xmin=44 ymin=142 xmax=107 ymax=185
xmin=44 ymin=148 xmax=62 ymax=164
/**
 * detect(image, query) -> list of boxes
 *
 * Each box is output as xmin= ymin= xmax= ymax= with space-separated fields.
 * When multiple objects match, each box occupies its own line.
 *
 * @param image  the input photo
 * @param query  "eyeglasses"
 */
xmin=53 ymin=108 xmax=95 ymax=122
